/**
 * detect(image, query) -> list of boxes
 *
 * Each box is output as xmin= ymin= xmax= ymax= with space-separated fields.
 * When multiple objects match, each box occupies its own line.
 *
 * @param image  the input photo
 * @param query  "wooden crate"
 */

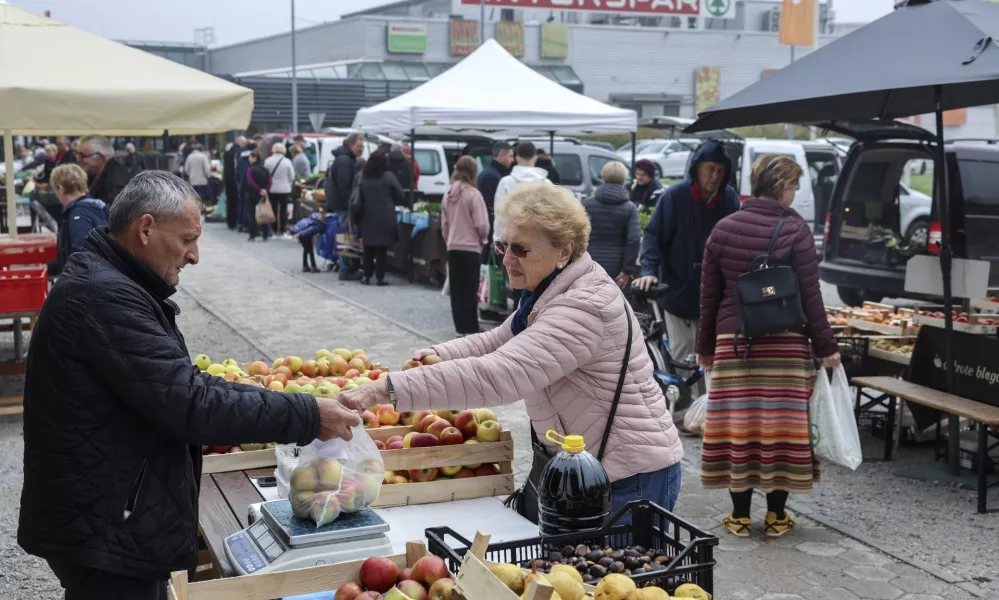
xmin=202 ymin=448 xmax=277 ymax=475
xmin=380 ymin=431 xmax=514 ymax=472
xmin=847 ymin=318 xmax=913 ymax=336
xmin=169 ymin=541 xmax=428 ymax=600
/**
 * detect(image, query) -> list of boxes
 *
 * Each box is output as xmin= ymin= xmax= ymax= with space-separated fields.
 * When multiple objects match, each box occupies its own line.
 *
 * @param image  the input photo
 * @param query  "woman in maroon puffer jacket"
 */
xmin=696 ymin=154 xmax=840 ymax=539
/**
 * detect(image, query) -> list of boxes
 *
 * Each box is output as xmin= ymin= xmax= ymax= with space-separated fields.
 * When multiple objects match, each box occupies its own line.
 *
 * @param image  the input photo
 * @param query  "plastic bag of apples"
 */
xmin=288 ymin=424 xmax=386 ymax=527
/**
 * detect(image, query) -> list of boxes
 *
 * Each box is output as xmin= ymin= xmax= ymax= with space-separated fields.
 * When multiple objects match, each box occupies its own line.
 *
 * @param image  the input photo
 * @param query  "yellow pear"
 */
xmin=490 ymin=563 xmax=525 ymax=594
xmin=636 ymin=588 xmax=672 ymax=600
xmin=548 ymin=570 xmax=584 ymax=600
xmin=549 ymin=564 xmax=583 ymax=586
xmin=672 ymin=583 xmax=709 ymax=600
xmin=594 ymin=574 xmax=637 ymax=600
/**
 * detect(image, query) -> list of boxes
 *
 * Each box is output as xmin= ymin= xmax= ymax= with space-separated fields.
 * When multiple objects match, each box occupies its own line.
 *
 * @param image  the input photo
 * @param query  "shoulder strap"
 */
xmin=598 ymin=298 xmax=633 ymax=461
xmin=766 ymin=216 xmax=789 ymax=260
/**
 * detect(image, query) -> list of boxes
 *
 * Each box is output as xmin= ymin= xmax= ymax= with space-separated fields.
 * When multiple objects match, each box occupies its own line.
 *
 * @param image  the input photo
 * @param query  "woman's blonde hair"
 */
xmin=499 ymin=183 xmax=590 ymax=260
xmin=750 ymin=154 xmax=803 ymax=203
xmin=451 ymin=155 xmax=477 ymax=186
xmin=45 ymin=143 xmax=58 ymax=155
xmin=600 ymin=161 xmax=628 ymax=185
xmin=271 ymin=143 xmax=287 ymax=155
xmin=50 ymin=164 xmax=88 ymax=197
xmin=288 ymin=144 xmax=302 ymax=157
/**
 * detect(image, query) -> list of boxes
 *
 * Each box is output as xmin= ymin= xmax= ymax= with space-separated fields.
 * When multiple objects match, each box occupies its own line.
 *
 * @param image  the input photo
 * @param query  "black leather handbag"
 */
xmin=733 ymin=216 xmax=806 ymax=357
xmin=504 ymin=301 xmax=633 ymax=523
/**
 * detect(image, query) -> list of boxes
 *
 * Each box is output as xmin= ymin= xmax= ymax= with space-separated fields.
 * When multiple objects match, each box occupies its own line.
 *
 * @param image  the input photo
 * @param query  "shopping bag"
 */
xmin=684 ymin=371 xmax=711 ymax=434
xmin=809 ymin=365 xmax=863 ymax=470
xmin=478 ymin=264 xmax=491 ymax=308
xmin=288 ymin=425 xmax=385 ymax=527
xmin=255 ymin=197 xmax=276 ymax=225
xmin=481 ymin=249 xmax=506 ymax=309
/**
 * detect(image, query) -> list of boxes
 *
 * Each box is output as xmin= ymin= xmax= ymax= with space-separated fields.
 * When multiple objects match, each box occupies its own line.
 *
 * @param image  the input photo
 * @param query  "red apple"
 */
xmin=427 ymin=419 xmax=450 ymax=439
xmin=362 ymin=410 xmax=379 ymax=429
xmin=387 ymin=440 xmax=404 ymax=450
xmin=402 ymin=432 xmax=418 ymax=448
xmin=439 ymin=427 xmax=464 ymax=446
xmin=334 ymin=582 xmax=364 ymax=600
xmin=229 ymin=446 xmax=243 ymax=453
xmin=275 ymin=366 xmax=294 ymax=378
xmin=428 ymin=578 xmax=455 ymax=600
xmin=417 ymin=414 xmax=442 ymax=434
xmin=355 ymin=593 xmax=383 ymax=600
xmin=374 ymin=440 xmax=386 ymax=450
xmin=455 ymin=468 xmax=476 ymax=478
xmin=409 ymin=433 xmax=441 ymax=448
xmin=378 ymin=405 xmax=401 ymax=426
xmin=476 ymin=420 xmax=502 ymax=442
xmin=433 ymin=410 xmax=461 ymax=425
xmin=411 ymin=555 xmax=450 ymax=588
xmin=454 ymin=410 xmax=478 ymax=439
xmin=345 ymin=368 xmax=361 ymax=379
xmin=386 ymin=435 xmax=404 ymax=446
xmin=399 ymin=568 xmax=413 ymax=582
xmin=368 ymin=369 xmax=383 ymax=380
xmin=410 ymin=410 xmax=432 ymax=429
xmin=208 ymin=445 xmax=230 ymax=453
xmin=301 ymin=360 xmax=319 ymax=377
xmin=474 ymin=464 xmax=499 ymax=477
xmin=359 ymin=556 xmax=399 ymax=593
xmin=396 ymin=581 xmax=428 ymax=600
xmin=408 ymin=467 xmax=439 ymax=482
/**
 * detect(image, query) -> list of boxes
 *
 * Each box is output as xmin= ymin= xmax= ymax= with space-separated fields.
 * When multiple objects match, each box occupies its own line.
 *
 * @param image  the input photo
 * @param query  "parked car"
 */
xmin=616 ymin=138 xmax=657 ymax=162
xmin=818 ymin=119 xmax=999 ymax=305
xmin=631 ymin=138 xmax=701 ymax=178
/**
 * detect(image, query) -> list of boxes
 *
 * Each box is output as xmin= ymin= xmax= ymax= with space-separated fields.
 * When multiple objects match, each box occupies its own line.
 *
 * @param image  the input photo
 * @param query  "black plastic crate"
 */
xmin=425 ymin=500 xmax=717 ymax=595
xmin=836 ymin=335 xmax=869 ymax=379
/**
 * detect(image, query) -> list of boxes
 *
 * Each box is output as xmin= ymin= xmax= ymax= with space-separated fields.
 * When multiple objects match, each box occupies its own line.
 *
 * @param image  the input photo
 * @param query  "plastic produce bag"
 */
xmin=288 ymin=425 xmax=386 ymax=527
xmin=684 ymin=371 xmax=711 ymax=434
xmin=809 ymin=365 xmax=863 ymax=470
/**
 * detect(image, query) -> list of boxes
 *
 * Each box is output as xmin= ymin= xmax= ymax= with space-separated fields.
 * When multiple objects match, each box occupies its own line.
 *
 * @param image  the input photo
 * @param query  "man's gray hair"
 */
xmin=80 ymin=135 xmax=114 ymax=159
xmin=344 ymin=133 xmax=362 ymax=147
xmin=108 ymin=171 xmax=202 ymax=236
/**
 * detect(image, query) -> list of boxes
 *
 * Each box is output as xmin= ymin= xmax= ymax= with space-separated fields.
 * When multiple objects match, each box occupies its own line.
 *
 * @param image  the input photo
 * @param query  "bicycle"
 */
xmin=625 ymin=282 xmax=704 ymax=416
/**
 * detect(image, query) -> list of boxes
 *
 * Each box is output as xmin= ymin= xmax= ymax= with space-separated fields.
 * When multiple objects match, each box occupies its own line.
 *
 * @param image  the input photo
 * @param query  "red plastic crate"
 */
xmin=0 ymin=233 xmax=57 ymax=267
xmin=0 ymin=266 xmax=49 ymax=313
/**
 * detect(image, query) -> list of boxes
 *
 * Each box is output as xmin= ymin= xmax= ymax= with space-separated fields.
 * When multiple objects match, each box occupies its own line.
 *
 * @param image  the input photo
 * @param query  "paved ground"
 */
xmin=0 ymin=223 xmax=995 ymax=599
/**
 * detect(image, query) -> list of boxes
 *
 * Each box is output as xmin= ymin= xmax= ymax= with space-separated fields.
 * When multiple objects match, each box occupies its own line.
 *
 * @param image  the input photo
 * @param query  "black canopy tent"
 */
xmin=686 ymin=0 xmax=999 ymax=476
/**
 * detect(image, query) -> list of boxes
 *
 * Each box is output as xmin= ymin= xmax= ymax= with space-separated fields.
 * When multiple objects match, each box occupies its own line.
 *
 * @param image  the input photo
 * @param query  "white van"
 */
xmin=315 ymin=130 xmax=395 ymax=175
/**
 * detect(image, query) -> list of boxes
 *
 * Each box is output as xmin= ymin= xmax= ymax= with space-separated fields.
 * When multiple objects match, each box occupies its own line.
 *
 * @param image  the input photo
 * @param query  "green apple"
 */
xmin=222 ymin=358 xmax=239 ymax=368
xmin=194 ymin=354 xmax=211 ymax=371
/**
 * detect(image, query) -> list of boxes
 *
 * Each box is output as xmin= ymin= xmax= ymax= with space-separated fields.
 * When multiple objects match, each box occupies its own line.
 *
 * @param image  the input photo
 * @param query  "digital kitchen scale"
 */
xmin=224 ymin=500 xmax=392 ymax=575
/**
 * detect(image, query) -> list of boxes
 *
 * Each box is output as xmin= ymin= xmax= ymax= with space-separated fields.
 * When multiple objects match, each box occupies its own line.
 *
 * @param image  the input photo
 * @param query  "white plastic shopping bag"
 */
xmin=683 ymin=371 xmax=711 ymax=434
xmin=809 ymin=365 xmax=863 ymax=470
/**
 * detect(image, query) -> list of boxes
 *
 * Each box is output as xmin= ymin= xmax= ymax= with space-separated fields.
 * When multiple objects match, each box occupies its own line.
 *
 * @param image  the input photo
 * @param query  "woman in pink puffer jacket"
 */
xmin=339 ymin=183 xmax=684 ymax=517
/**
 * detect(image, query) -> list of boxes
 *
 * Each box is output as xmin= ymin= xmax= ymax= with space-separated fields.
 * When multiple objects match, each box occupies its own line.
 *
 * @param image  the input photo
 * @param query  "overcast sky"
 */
xmin=8 ymin=0 xmax=895 ymax=47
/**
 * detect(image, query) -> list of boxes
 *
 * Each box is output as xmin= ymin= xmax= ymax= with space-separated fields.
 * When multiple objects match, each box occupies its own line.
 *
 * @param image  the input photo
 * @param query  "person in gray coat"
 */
xmin=352 ymin=150 xmax=404 ymax=286
xmin=582 ymin=161 xmax=640 ymax=289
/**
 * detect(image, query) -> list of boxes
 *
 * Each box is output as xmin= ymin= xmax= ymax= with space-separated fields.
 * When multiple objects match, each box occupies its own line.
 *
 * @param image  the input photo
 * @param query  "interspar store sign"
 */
xmin=458 ymin=0 xmax=736 ymax=18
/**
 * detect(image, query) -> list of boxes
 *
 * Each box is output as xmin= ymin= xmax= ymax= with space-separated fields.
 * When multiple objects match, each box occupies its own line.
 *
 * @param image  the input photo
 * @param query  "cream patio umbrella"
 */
xmin=0 ymin=2 xmax=254 ymax=238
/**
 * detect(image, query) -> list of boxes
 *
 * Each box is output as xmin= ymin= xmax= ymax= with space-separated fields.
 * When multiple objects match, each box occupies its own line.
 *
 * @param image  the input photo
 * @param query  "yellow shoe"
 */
xmin=722 ymin=513 xmax=752 ymax=537
xmin=765 ymin=511 xmax=796 ymax=537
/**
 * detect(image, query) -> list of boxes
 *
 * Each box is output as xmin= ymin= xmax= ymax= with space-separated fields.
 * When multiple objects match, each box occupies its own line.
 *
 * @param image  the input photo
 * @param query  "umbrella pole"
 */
xmin=933 ymin=87 xmax=959 ymax=475
xmin=630 ymin=131 xmax=637 ymax=181
xmin=4 ymin=130 xmax=15 ymax=240
xmin=409 ymin=128 xmax=416 ymax=209
xmin=549 ymin=131 xmax=554 ymax=156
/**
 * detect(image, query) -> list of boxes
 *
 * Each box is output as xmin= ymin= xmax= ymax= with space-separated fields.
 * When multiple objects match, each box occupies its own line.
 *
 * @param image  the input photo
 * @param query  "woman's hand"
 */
xmin=821 ymin=352 xmax=841 ymax=369
xmin=614 ymin=272 xmax=632 ymax=289
xmin=336 ymin=377 xmax=389 ymax=414
xmin=697 ymin=354 xmax=714 ymax=372
xmin=411 ymin=348 xmax=438 ymax=362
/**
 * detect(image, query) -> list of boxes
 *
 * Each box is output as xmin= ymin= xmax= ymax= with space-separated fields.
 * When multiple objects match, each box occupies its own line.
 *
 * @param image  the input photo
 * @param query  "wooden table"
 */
xmin=199 ymin=468 xmax=272 ymax=578
xmin=851 ymin=376 xmax=999 ymax=513
xmin=0 ymin=310 xmax=39 ymax=417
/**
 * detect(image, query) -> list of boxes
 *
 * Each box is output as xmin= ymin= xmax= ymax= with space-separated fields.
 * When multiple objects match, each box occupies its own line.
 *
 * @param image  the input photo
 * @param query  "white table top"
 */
xmin=252 ymin=479 xmax=538 ymax=554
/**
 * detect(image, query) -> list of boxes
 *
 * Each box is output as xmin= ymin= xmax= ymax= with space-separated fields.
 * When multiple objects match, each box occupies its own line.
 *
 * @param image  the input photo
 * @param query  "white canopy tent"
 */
xmin=0 ymin=2 xmax=253 ymax=238
xmin=352 ymin=40 xmax=637 ymax=137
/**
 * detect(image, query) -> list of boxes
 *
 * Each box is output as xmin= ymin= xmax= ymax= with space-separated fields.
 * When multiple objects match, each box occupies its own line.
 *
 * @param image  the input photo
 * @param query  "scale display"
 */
xmin=226 ymin=520 xmax=288 ymax=574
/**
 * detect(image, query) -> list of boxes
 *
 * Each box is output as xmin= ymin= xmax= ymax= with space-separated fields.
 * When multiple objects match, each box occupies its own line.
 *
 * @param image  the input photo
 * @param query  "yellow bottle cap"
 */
xmin=546 ymin=430 xmax=586 ymax=452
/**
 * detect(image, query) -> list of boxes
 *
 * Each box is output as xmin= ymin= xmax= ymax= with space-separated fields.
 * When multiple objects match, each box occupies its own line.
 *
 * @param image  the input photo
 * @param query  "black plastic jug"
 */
xmin=537 ymin=430 xmax=611 ymax=536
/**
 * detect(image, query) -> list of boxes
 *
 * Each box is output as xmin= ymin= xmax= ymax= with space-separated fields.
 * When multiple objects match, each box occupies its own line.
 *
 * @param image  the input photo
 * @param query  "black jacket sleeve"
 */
xmin=83 ymin=284 xmax=320 ymax=446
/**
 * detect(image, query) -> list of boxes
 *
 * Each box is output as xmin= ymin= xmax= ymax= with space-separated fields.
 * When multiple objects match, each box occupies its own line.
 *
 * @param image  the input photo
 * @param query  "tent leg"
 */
xmin=630 ymin=132 xmax=636 ymax=181
xmin=934 ymin=86 xmax=959 ymax=475
xmin=549 ymin=132 xmax=554 ymax=156
xmin=409 ymin=129 xmax=416 ymax=209
xmin=4 ymin=130 xmax=15 ymax=240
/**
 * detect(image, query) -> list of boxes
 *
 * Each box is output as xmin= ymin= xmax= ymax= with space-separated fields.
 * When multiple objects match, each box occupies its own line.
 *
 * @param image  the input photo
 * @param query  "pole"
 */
xmin=934 ymin=86 xmax=959 ymax=475
xmin=409 ymin=129 xmax=416 ymax=209
xmin=4 ymin=130 xmax=15 ymax=239
xmin=291 ymin=0 xmax=298 ymax=134
xmin=787 ymin=46 xmax=796 ymax=140
xmin=480 ymin=0 xmax=485 ymax=45
xmin=630 ymin=131 xmax=637 ymax=181
xmin=549 ymin=131 xmax=555 ymax=155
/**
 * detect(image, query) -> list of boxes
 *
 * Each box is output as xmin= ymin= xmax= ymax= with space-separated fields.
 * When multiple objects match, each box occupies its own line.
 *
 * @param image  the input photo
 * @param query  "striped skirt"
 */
xmin=701 ymin=332 xmax=819 ymax=493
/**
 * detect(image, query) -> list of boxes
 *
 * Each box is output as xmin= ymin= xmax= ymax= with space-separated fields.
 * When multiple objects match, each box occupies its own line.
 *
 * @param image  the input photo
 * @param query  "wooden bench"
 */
xmin=851 ymin=376 xmax=999 ymax=514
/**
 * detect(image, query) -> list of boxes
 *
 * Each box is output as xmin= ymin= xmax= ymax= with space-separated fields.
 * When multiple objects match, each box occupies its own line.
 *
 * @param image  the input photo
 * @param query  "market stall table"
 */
xmin=198 ymin=468 xmax=538 ymax=579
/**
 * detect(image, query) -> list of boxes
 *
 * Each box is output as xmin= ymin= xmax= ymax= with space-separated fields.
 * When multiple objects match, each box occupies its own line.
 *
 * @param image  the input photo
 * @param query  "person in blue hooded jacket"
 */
xmin=633 ymin=140 xmax=739 ymax=400
xmin=47 ymin=163 xmax=109 ymax=277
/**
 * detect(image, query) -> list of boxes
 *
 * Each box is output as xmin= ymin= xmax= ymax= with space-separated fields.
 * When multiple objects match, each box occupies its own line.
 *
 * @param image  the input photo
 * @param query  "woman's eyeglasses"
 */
xmin=494 ymin=241 xmax=532 ymax=258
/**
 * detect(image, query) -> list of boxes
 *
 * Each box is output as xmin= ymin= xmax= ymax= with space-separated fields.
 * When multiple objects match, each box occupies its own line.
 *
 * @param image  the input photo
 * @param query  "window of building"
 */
xmin=403 ymin=63 xmax=430 ymax=81
xmin=380 ymin=62 xmax=408 ymax=81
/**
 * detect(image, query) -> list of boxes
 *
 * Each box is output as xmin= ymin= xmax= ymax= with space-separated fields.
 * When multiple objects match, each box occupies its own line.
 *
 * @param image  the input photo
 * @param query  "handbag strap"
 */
xmin=598 ymin=299 xmax=633 ymax=462
xmin=765 ymin=216 xmax=789 ymax=262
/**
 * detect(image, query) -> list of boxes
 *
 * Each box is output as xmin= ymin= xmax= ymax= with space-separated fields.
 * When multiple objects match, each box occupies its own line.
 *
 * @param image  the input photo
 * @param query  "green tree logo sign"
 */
xmin=706 ymin=0 xmax=732 ymax=18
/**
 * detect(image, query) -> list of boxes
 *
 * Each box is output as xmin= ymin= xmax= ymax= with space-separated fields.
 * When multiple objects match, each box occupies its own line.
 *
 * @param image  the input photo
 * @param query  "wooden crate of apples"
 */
xmin=335 ymin=553 xmax=457 ymax=600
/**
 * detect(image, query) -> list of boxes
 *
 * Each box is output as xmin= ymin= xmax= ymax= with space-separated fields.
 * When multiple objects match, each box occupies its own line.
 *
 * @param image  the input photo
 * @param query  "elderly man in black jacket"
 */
xmin=325 ymin=134 xmax=365 ymax=280
xmin=78 ymin=135 xmax=133 ymax=206
xmin=19 ymin=171 xmax=361 ymax=599
xmin=476 ymin=141 xmax=513 ymax=246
